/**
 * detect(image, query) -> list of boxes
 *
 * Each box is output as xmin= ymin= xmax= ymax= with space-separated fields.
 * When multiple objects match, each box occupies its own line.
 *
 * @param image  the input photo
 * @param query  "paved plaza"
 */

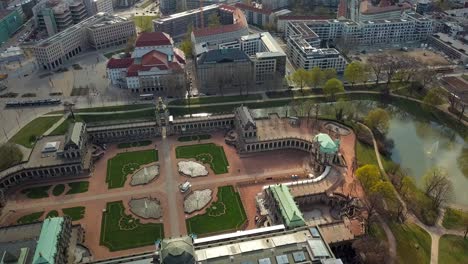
xmin=0 ymin=126 xmax=359 ymax=260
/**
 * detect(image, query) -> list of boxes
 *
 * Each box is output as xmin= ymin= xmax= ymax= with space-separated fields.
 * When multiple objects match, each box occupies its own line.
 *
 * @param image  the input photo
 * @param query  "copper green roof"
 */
xmin=314 ymin=133 xmax=339 ymax=154
xmin=269 ymin=184 xmax=305 ymax=228
xmin=33 ymin=217 xmax=64 ymax=264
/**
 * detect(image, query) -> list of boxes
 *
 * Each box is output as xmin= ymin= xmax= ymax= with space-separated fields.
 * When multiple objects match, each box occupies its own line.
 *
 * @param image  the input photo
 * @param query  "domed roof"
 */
xmin=314 ymin=133 xmax=339 ymax=154
xmin=160 ymin=236 xmax=195 ymax=264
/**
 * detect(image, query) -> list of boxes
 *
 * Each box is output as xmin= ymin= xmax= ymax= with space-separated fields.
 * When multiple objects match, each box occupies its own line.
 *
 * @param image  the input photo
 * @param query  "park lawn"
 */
xmin=52 ymin=184 xmax=65 ymax=196
xmin=62 ymin=206 xmax=85 ymax=221
xmin=78 ymin=109 xmax=155 ymax=123
xmin=368 ymin=222 xmax=388 ymax=242
xmin=390 ymin=222 xmax=431 ymax=264
xmin=49 ymin=117 xmax=74 ymax=135
xmin=76 ymin=104 xmax=153 ymax=113
xmin=9 ymin=116 xmax=61 ymax=148
xmin=442 ymin=208 xmax=468 ymax=230
xmin=66 ymin=181 xmax=89 ymax=194
xmin=17 ymin=211 xmax=44 ymax=224
xmin=21 ymin=185 xmax=51 ymax=199
xmin=438 ymin=235 xmax=468 ymax=264
xmin=169 ymin=94 xmax=262 ymax=106
xmin=176 ymin=143 xmax=229 ymax=174
xmin=117 ymin=140 xmax=153 ymax=149
xmin=186 ymin=185 xmax=246 ymax=236
xmin=106 ymin=149 xmax=158 ymax=189
xmin=177 ymin=134 xmax=211 ymax=142
xmin=100 ymin=201 xmax=164 ymax=251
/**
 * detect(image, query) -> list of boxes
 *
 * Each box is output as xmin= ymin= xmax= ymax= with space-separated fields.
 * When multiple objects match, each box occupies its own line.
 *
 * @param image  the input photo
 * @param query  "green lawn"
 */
xmin=117 ymin=140 xmax=153 ymax=149
xmin=356 ymin=140 xmax=379 ymax=167
xmin=368 ymin=222 xmax=388 ymax=242
xmin=75 ymin=104 xmax=153 ymax=113
xmin=46 ymin=210 xmax=59 ymax=218
xmin=438 ymin=235 xmax=468 ymax=264
xmin=21 ymin=185 xmax=51 ymax=199
xmin=186 ymin=185 xmax=247 ymax=236
xmin=176 ymin=143 xmax=229 ymax=174
xmin=390 ymin=222 xmax=431 ymax=264
xmin=66 ymin=181 xmax=89 ymax=195
xmin=49 ymin=118 xmax=74 ymax=136
xmin=106 ymin=150 xmax=158 ymax=188
xmin=78 ymin=109 xmax=155 ymax=123
xmin=9 ymin=116 xmax=61 ymax=148
xmin=169 ymin=94 xmax=262 ymax=106
xmin=62 ymin=206 xmax=85 ymax=221
xmin=442 ymin=208 xmax=468 ymax=230
xmin=52 ymin=184 xmax=65 ymax=196
xmin=100 ymin=201 xmax=164 ymax=251
xmin=17 ymin=211 xmax=44 ymax=224
xmin=177 ymin=134 xmax=211 ymax=142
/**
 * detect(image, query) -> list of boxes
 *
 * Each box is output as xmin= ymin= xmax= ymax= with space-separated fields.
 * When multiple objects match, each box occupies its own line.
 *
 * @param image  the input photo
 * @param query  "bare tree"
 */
xmin=416 ymin=66 xmax=437 ymax=89
xmin=367 ymin=54 xmax=387 ymax=85
xmin=352 ymin=235 xmax=390 ymax=264
xmin=381 ymin=55 xmax=402 ymax=95
xmin=423 ymin=167 xmax=454 ymax=208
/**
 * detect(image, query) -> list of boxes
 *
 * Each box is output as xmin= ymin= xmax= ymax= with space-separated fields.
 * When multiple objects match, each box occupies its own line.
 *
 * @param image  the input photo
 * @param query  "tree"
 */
xmin=416 ymin=66 xmax=437 ymax=89
xmin=323 ymin=78 xmax=344 ymax=100
xmin=0 ymin=143 xmax=23 ymax=171
xmin=352 ymin=236 xmax=389 ymax=264
xmin=125 ymin=35 xmax=136 ymax=54
xmin=364 ymin=108 xmax=390 ymax=134
xmin=356 ymin=165 xmax=381 ymax=191
xmin=423 ymin=87 xmax=445 ymax=110
xmin=289 ymin=68 xmax=311 ymax=91
xmin=207 ymin=13 xmax=221 ymax=28
xmin=367 ymin=54 xmax=387 ymax=84
xmin=381 ymin=55 xmax=402 ymax=94
xmin=423 ymin=167 xmax=454 ymax=208
xmin=308 ymin=67 xmax=324 ymax=89
xmin=344 ymin=61 xmax=365 ymax=87
xmin=323 ymin=68 xmax=337 ymax=80
xmin=180 ymin=25 xmax=193 ymax=58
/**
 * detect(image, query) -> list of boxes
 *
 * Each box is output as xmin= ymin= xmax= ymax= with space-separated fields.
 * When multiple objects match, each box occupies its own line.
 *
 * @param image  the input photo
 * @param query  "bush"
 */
xmin=0 ymin=143 xmax=23 ymax=171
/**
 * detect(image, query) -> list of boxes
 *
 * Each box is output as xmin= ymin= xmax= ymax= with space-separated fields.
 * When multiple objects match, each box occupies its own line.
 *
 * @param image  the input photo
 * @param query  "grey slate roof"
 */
xmin=198 ymin=49 xmax=251 ymax=64
xmin=66 ymin=122 xmax=84 ymax=147
xmin=236 ymin=106 xmax=256 ymax=129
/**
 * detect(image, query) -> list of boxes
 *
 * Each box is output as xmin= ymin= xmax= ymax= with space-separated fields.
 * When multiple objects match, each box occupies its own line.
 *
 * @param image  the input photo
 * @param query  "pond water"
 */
xmin=250 ymin=101 xmax=468 ymax=205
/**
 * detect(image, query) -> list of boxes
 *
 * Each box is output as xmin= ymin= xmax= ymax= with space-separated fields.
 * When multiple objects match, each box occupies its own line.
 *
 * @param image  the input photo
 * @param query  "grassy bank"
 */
xmin=438 ymin=235 xmax=468 ymax=264
xmin=9 ymin=116 xmax=61 ymax=148
xmin=390 ymin=222 xmax=431 ymax=264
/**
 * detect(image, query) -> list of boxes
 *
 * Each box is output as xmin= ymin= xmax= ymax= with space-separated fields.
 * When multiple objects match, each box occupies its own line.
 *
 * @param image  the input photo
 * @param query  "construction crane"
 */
xmin=199 ymin=0 xmax=204 ymax=29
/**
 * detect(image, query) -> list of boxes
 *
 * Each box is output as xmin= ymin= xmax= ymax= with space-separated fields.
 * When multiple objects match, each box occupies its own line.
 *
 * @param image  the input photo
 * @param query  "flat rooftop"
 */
xmin=0 ymin=222 xmax=42 ymax=264
xmin=246 ymin=115 xmax=318 ymax=143
xmin=155 ymin=4 xmax=219 ymax=22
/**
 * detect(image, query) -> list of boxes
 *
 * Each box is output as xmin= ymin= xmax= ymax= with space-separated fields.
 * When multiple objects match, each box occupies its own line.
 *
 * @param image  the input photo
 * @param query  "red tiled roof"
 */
xmin=234 ymin=3 xmax=272 ymax=15
xmin=141 ymin=50 xmax=167 ymax=66
xmin=135 ymin=32 xmax=172 ymax=47
xmin=219 ymin=4 xmax=237 ymax=12
xmin=193 ymin=8 xmax=247 ymax=38
xmin=337 ymin=0 xmax=347 ymax=18
xmin=106 ymin=58 xmax=134 ymax=69
xmin=126 ymin=50 xmax=184 ymax=76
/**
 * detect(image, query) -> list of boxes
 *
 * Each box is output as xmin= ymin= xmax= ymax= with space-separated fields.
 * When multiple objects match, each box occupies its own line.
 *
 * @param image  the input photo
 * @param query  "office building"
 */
xmin=416 ymin=0 xmax=431 ymax=15
xmin=159 ymin=0 xmax=176 ymax=15
xmin=106 ymin=32 xmax=186 ymax=95
xmin=34 ymin=12 xmax=135 ymax=70
xmin=261 ymin=0 xmax=290 ymax=10
xmin=234 ymin=2 xmax=274 ymax=28
xmin=0 ymin=7 xmax=24 ymax=44
xmin=32 ymin=0 xmax=89 ymax=37
xmin=89 ymin=0 xmax=113 ymax=15
xmin=153 ymin=4 xmax=220 ymax=40
xmin=349 ymin=0 xmax=411 ymax=22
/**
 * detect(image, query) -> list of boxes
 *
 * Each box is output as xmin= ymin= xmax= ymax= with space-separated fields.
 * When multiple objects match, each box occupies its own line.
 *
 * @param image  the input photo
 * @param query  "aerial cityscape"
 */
xmin=0 ymin=0 xmax=467 ymax=263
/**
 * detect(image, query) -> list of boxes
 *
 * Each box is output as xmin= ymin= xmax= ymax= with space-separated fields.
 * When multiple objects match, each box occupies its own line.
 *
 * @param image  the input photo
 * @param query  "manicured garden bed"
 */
xmin=100 ymin=201 xmax=164 ymax=251
xmin=17 ymin=211 xmax=44 ymax=224
xmin=177 ymin=134 xmax=211 ymax=142
xmin=117 ymin=140 xmax=152 ymax=149
xmin=106 ymin=150 xmax=158 ymax=188
xmin=66 ymin=181 xmax=89 ymax=194
xmin=52 ymin=184 xmax=65 ymax=196
xmin=186 ymin=185 xmax=246 ymax=236
xmin=46 ymin=210 xmax=59 ymax=218
xmin=175 ymin=143 xmax=229 ymax=174
xmin=62 ymin=206 xmax=85 ymax=221
xmin=21 ymin=185 xmax=51 ymax=199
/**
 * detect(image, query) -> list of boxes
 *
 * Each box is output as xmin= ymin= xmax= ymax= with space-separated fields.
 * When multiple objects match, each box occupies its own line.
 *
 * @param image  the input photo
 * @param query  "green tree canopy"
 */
xmin=356 ymin=164 xmax=381 ymax=191
xmin=308 ymin=67 xmax=324 ymax=88
xmin=364 ymin=108 xmax=390 ymax=134
xmin=323 ymin=78 xmax=344 ymax=99
xmin=423 ymin=87 xmax=446 ymax=108
xmin=180 ymin=25 xmax=193 ymax=58
xmin=323 ymin=68 xmax=337 ymax=81
xmin=344 ymin=61 xmax=365 ymax=86
xmin=0 ymin=143 xmax=23 ymax=171
xmin=289 ymin=68 xmax=311 ymax=91
xmin=208 ymin=13 xmax=221 ymax=28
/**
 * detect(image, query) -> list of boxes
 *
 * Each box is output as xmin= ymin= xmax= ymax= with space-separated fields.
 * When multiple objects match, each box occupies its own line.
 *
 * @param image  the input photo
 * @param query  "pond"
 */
xmin=250 ymin=100 xmax=468 ymax=205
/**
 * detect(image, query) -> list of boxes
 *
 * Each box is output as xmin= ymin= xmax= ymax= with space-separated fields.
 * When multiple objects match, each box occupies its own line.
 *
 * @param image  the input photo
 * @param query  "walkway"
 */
xmin=43 ymin=113 xmax=69 ymax=136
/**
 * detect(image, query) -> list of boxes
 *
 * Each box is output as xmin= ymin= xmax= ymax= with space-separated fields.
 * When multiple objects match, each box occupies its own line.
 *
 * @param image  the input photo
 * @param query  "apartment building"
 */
xmin=89 ymin=0 xmax=113 ymax=15
xmin=106 ymin=32 xmax=186 ymax=95
xmin=349 ymin=0 xmax=411 ymax=22
xmin=32 ymin=0 xmax=89 ymax=36
xmin=153 ymin=4 xmax=220 ymax=40
xmin=234 ymin=2 xmax=273 ymax=28
xmin=34 ymin=13 xmax=135 ymax=70
xmin=159 ymin=0 xmax=177 ymax=15
xmin=261 ymin=0 xmax=290 ymax=10
xmin=428 ymin=33 xmax=468 ymax=63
